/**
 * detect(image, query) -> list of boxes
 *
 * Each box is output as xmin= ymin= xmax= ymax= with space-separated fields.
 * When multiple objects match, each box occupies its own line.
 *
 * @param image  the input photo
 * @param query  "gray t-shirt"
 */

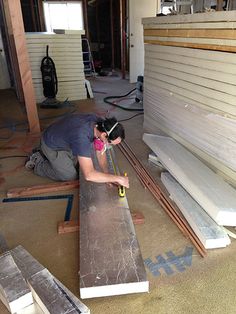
xmin=43 ymin=113 xmax=99 ymax=157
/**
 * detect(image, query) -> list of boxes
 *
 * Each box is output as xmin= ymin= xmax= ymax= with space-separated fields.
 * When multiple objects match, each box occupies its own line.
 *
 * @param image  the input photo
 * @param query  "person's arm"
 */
xmin=78 ymin=156 xmax=129 ymax=188
xmin=96 ymin=150 xmax=109 ymax=173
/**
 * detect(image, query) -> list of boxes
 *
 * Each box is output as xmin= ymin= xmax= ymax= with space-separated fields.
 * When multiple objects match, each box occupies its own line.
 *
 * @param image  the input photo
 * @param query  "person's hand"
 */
xmin=118 ymin=175 xmax=129 ymax=188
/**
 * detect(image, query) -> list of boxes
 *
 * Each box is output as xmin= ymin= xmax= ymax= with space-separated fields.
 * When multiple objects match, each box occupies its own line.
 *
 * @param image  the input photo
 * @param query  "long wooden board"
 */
xmin=79 ymin=148 xmax=148 ymax=299
xmin=144 ymin=28 xmax=236 ymax=40
xmin=7 ymin=180 xmax=79 ymax=197
xmin=143 ymin=134 xmax=236 ymax=226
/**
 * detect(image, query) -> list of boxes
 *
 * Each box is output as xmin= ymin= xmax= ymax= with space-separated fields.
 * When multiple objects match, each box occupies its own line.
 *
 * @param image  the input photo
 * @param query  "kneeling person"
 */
xmin=25 ymin=113 xmax=129 ymax=188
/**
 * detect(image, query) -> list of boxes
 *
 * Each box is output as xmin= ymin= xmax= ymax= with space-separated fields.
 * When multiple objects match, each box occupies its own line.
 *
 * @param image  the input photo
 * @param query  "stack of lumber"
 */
xmin=143 ymin=133 xmax=236 ymax=248
xmin=9 ymin=245 xmax=90 ymax=314
xmin=79 ymin=148 xmax=148 ymax=298
xmin=26 ymin=31 xmax=87 ymax=103
xmin=142 ymin=11 xmax=236 ymax=186
xmin=0 ymin=253 xmax=33 ymax=313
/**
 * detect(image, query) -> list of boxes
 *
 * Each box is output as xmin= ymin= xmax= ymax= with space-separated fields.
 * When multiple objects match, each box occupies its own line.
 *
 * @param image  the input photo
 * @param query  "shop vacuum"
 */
xmin=40 ymin=45 xmax=70 ymax=108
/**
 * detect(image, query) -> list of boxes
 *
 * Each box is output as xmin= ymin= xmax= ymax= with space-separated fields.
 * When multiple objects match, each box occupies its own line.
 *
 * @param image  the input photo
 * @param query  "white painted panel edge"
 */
xmin=80 ymin=281 xmax=149 ymax=299
xmin=143 ymin=133 xmax=236 ymax=226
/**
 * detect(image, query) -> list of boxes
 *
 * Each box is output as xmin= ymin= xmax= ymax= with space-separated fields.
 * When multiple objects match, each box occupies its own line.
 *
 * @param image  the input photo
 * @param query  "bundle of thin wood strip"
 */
xmin=119 ymin=141 xmax=207 ymax=257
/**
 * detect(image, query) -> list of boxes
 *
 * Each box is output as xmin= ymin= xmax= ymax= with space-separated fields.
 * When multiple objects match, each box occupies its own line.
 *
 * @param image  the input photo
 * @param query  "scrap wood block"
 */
xmin=0 ymin=253 xmax=33 ymax=313
xmin=58 ymin=220 xmax=79 ymax=234
xmin=131 ymin=211 xmax=145 ymax=225
xmin=7 ymin=180 xmax=79 ymax=197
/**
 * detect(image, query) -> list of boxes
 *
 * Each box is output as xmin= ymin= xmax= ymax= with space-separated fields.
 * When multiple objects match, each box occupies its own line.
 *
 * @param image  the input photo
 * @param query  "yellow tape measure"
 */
xmin=118 ymin=172 xmax=127 ymax=197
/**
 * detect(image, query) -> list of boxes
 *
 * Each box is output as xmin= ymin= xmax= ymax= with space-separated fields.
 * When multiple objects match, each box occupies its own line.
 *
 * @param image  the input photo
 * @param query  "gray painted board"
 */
xmin=161 ymin=172 xmax=230 ymax=249
xmin=11 ymin=245 xmax=90 ymax=314
xmin=0 ymin=253 xmax=33 ymax=313
xmin=79 ymin=148 xmax=148 ymax=299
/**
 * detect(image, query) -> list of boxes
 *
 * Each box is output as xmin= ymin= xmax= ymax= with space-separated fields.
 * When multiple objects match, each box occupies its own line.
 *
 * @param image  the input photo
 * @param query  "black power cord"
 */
xmin=103 ymin=88 xmax=144 ymax=112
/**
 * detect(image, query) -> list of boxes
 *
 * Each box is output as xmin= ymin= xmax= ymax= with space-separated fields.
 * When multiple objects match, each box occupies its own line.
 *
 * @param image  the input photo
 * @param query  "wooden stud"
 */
xmin=3 ymin=0 xmax=40 ymax=133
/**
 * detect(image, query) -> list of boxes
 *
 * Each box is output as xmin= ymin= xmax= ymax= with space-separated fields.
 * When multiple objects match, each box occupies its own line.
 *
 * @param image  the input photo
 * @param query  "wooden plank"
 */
xmin=58 ymin=212 xmax=145 ymax=234
xmin=144 ymin=39 xmax=236 ymax=53
xmin=58 ymin=220 xmax=79 ymax=234
xmin=143 ymin=134 xmax=236 ymax=226
xmin=7 ymin=180 xmax=79 ymax=197
xmin=3 ymin=0 xmax=40 ymax=133
xmin=144 ymin=35 xmax=236 ymax=47
xmin=144 ymin=28 xmax=236 ymax=40
xmin=79 ymin=148 xmax=148 ymax=299
xmin=161 ymin=172 xmax=230 ymax=249
xmin=142 ymin=10 xmax=236 ymax=25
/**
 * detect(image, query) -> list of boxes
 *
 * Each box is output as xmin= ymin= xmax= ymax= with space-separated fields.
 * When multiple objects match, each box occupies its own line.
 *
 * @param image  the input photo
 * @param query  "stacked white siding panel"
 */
xmin=26 ymin=32 xmax=87 ymax=103
xmin=142 ymin=11 xmax=236 ymax=185
xmin=0 ymin=253 xmax=33 ymax=313
xmin=161 ymin=172 xmax=230 ymax=249
xmin=143 ymin=133 xmax=236 ymax=227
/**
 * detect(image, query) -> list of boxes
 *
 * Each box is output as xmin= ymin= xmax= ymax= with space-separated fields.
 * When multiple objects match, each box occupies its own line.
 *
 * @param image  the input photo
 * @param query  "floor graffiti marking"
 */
xmin=144 ymin=246 xmax=194 ymax=277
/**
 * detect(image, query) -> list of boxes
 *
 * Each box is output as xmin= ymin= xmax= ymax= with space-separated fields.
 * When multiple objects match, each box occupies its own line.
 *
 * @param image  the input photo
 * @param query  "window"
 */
xmin=43 ymin=1 xmax=84 ymax=32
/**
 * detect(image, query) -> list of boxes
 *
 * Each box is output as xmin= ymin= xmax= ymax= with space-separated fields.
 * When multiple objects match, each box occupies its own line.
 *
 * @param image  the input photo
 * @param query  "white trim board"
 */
xmin=161 ymin=172 xmax=230 ymax=249
xmin=143 ymin=133 xmax=236 ymax=226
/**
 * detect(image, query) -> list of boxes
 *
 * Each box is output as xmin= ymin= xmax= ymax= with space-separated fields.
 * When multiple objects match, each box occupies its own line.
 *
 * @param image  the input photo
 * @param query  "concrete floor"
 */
xmin=0 ymin=76 xmax=236 ymax=314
